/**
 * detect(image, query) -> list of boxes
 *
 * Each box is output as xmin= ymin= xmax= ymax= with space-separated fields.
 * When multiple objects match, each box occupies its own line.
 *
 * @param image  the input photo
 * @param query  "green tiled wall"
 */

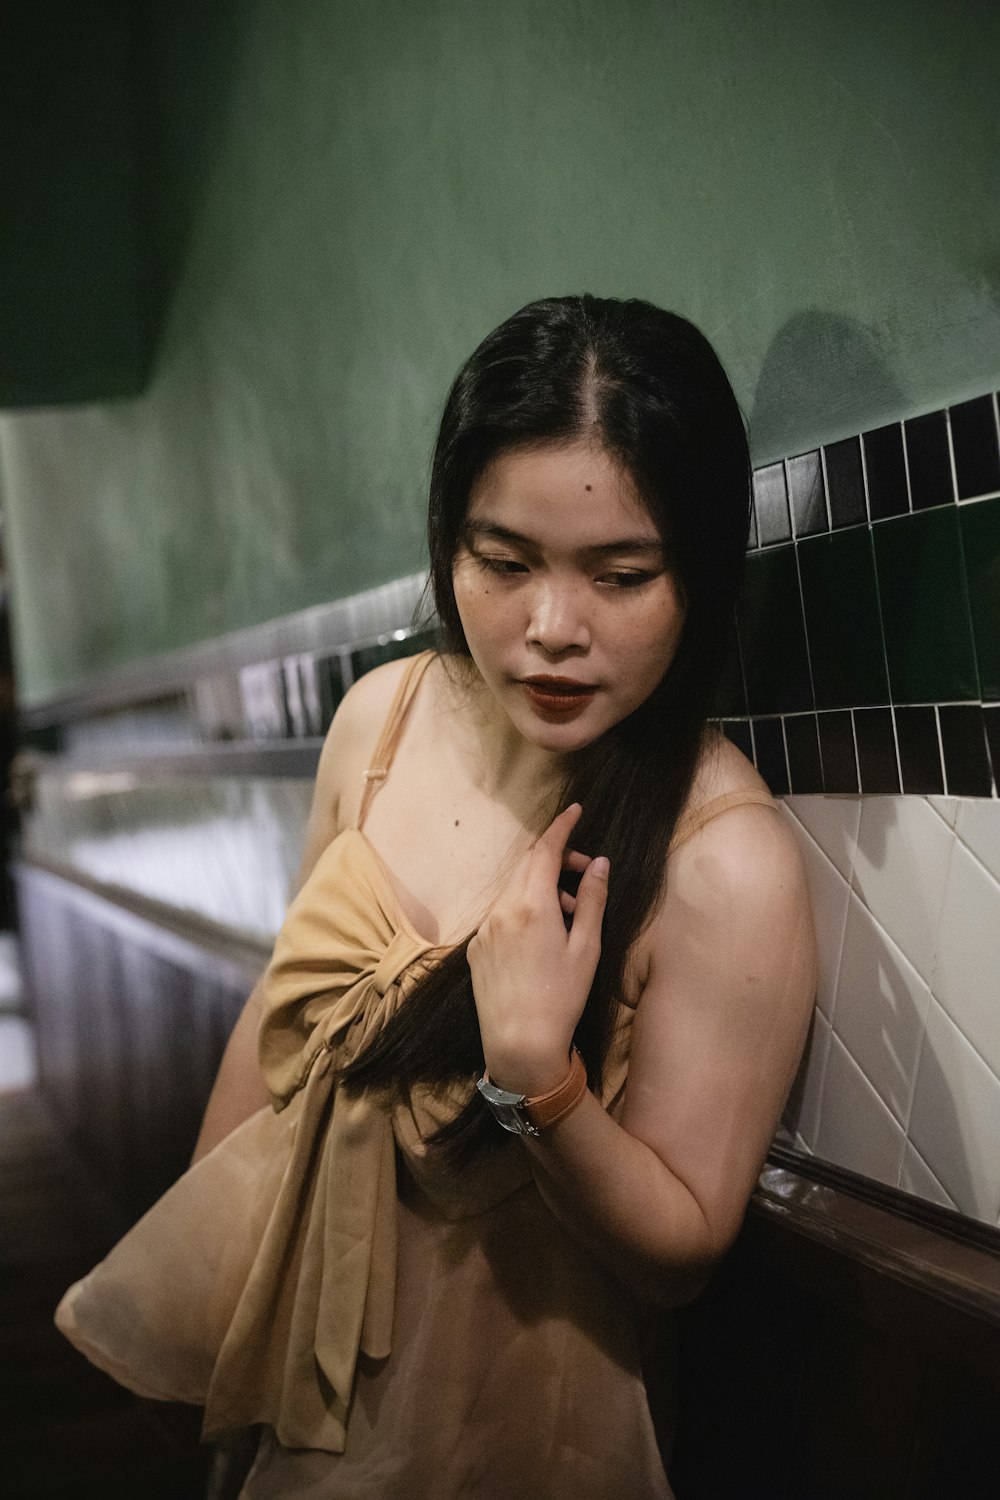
xmin=873 ymin=510 xmax=979 ymax=704
xmin=728 ymin=390 xmax=1000 ymax=798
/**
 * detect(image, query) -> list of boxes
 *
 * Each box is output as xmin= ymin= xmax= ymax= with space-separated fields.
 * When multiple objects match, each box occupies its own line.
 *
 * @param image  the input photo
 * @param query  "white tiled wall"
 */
xmin=782 ymin=795 xmax=1000 ymax=1228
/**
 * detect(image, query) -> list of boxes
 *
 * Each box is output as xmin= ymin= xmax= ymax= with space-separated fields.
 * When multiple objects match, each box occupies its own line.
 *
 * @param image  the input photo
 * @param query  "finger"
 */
xmin=525 ymin=804 xmax=584 ymax=903
xmin=534 ymin=803 xmax=582 ymax=854
xmin=561 ymin=848 xmax=590 ymax=874
xmin=568 ymin=854 xmax=609 ymax=953
xmin=530 ymin=804 xmax=583 ymax=876
xmin=559 ymin=889 xmax=576 ymax=915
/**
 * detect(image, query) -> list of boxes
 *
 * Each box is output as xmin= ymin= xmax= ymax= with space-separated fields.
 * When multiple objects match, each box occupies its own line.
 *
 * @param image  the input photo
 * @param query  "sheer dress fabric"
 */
xmin=56 ymin=652 xmax=776 ymax=1498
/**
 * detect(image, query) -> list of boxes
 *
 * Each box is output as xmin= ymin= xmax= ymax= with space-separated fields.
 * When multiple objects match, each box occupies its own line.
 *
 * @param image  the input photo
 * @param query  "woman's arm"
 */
xmin=471 ymin=803 xmax=815 ymax=1305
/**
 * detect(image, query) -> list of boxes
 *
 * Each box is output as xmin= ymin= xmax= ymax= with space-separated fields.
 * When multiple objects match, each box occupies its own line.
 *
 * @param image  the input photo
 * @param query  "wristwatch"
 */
xmin=476 ymin=1048 xmax=588 ymax=1137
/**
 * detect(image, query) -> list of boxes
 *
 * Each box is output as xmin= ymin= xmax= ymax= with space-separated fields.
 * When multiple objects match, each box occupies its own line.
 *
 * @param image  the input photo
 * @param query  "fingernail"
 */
xmin=591 ymin=856 xmax=610 ymax=879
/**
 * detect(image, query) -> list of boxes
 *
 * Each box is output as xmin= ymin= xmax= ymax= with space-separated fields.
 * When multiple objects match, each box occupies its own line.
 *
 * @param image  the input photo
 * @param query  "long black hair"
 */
xmin=340 ymin=295 xmax=751 ymax=1163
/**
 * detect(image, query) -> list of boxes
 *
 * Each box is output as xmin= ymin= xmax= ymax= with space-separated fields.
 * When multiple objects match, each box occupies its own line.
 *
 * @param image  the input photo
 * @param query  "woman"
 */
xmin=57 ymin=295 xmax=815 ymax=1498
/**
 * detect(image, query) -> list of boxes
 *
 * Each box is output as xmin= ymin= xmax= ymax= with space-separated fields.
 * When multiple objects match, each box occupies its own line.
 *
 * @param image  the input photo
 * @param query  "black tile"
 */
xmin=817 ymin=711 xmax=858 ymax=793
xmin=823 ymin=438 xmax=866 ymax=529
xmin=752 ymin=463 xmax=791 ymax=546
xmin=784 ymin=714 xmax=824 ymax=793
xmin=798 ymin=530 xmax=888 ymax=709
xmin=710 ymin=627 xmax=747 ymax=718
xmin=873 ymin=509 xmax=980 ymax=703
xmin=786 ymin=451 xmax=828 ymax=537
xmin=904 ymin=410 xmax=953 ymax=511
xmin=738 ymin=546 xmax=814 ymax=715
xmin=315 ymin=653 xmax=346 ymax=731
xmin=894 ymin=706 xmax=944 ymax=794
xmin=350 ymin=628 xmax=436 ymax=680
xmin=720 ymin=720 xmax=753 ymax=760
xmin=752 ymin=717 xmax=789 ymax=794
xmin=959 ymin=495 xmax=1000 ymax=701
xmin=863 ymin=423 xmax=908 ymax=520
xmin=854 ymin=708 xmax=900 ymax=793
xmin=938 ymin=706 xmax=993 ymax=796
xmin=984 ymin=707 xmax=1000 ymax=791
xmin=949 ymin=394 xmax=1000 ymax=500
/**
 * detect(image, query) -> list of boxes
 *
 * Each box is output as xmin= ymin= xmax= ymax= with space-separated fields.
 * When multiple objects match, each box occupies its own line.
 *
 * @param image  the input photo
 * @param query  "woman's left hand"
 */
xmin=467 ymin=803 xmax=609 ymax=1097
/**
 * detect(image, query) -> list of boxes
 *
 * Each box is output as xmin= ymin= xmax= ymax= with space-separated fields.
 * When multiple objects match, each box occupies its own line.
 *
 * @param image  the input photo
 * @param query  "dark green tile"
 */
xmin=710 ymin=628 xmax=747 ymax=718
xmin=798 ymin=530 xmax=888 ymax=709
xmin=350 ymin=626 xmax=439 ymax=680
xmin=737 ymin=545 xmax=813 ymax=715
xmin=959 ymin=497 xmax=1000 ymax=701
xmin=873 ymin=510 xmax=980 ymax=703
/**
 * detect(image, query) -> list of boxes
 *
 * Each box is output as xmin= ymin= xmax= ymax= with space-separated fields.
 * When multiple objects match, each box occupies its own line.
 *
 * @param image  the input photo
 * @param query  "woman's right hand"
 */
xmin=466 ymin=803 xmax=610 ymax=1098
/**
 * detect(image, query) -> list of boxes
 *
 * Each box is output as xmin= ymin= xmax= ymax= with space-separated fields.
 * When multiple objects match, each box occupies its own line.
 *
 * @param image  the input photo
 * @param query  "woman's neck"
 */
xmin=442 ymin=657 xmax=569 ymax=823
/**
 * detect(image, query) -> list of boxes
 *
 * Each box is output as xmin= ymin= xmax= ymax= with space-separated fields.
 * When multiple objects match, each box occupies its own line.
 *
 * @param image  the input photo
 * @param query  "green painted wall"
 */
xmin=1 ymin=0 xmax=998 ymax=705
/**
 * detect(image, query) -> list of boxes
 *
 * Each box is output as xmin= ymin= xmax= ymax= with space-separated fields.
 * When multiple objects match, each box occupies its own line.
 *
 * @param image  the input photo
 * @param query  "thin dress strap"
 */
xmin=356 ymin=651 xmax=436 ymax=829
xmin=669 ymin=788 xmax=779 ymax=853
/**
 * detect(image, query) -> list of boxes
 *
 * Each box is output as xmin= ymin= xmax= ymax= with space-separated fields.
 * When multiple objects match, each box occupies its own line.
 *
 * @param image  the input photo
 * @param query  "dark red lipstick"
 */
xmin=520 ymin=675 xmax=597 ymax=719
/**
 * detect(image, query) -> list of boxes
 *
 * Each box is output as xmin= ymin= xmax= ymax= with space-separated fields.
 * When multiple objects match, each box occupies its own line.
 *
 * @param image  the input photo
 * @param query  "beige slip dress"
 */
xmin=56 ymin=650 xmax=777 ymax=1499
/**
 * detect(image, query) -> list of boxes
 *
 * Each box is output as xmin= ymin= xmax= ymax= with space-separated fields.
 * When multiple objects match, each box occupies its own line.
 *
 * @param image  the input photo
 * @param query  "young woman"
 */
xmin=58 ymin=296 xmax=816 ymax=1498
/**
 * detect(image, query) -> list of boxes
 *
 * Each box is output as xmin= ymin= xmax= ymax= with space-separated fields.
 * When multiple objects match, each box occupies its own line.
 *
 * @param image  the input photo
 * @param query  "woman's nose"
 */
xmin=525 ymin=580 xmax=590 ymax=654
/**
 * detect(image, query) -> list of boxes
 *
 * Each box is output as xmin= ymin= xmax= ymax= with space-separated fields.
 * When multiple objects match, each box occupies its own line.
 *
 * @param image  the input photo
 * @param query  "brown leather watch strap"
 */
xmin=524 ymin=1047 xmax=588 ymax=1131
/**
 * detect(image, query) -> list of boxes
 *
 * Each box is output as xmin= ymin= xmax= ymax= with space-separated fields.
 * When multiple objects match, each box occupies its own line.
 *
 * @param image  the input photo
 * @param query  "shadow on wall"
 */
xmin=750 ymin=310 xmax=908 ymax=460
xmin=134 ymin=0 xmax=248 ymax=366
xmin=783 ymin=800 xmax=984 ymax=1221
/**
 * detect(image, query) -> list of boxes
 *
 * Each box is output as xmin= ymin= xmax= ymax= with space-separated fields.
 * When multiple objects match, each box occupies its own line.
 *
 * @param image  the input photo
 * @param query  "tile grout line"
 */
xmin=857 ymin=431 xmax=873 ymax=526
xmin=922 ymin=991 xmax=1000 ymax=1099
xmin=802 ymin=1012 xmax=833 ymax=1155
xmin=933 ymin=706 xmax=949 ymax=796
xmin=899 ymin=418 xmax=914 ymax=515
xmin=815 ymin=449 xmax=834 ymax=533
xmin=943 ymin=405 xmax=960 ymax=504
xmin=948 ymin=820 xmax=1000 ymax=894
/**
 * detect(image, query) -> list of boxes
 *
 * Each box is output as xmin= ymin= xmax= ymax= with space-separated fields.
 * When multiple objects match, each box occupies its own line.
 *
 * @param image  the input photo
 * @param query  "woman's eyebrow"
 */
xmin=463 ymin=519 xmax=663 ymax=555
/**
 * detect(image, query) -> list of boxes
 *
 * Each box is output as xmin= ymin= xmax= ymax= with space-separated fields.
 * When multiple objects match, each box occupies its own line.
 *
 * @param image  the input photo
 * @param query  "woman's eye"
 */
xmin=598 ymin=570 xmax=657 ymax=589
xmin=475 ymin=554 xmax=527 ymax=576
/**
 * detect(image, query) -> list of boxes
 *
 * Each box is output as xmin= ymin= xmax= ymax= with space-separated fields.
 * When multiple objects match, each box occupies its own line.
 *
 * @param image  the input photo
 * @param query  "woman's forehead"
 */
xmin=467 ymin=440 xmax=658 ymax=541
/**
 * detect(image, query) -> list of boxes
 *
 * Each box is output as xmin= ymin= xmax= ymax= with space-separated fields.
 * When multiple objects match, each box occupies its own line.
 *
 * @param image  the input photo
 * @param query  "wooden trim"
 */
xmin=756 ymin=1146 xmax=1000 ymax=1330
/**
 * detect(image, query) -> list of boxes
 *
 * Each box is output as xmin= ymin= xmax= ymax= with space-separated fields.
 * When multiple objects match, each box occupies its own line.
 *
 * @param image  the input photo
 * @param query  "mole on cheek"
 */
xmin=584 ymin=484 xmax=592 ymax=492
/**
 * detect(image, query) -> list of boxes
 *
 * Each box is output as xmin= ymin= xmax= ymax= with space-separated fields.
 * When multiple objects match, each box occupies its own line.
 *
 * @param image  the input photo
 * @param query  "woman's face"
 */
xmin=452 ymin=440 xmax=686 ymax=753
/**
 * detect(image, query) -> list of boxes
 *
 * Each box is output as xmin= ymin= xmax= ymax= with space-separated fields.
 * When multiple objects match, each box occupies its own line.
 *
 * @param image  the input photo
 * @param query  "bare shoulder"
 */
xmin=294 ymin=656 xmax=418 ymax=886
xmin=690 ymin=725 xmax=771 ymax=804
xmin=646 ymin=729 xmax=813 ymax=987
xmin=670 ymin=731 xmax=803 ymax=908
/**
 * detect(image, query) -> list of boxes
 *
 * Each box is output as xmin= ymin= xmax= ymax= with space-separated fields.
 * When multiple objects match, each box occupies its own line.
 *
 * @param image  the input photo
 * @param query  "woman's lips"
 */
xmin=520 ymin=679 xmax=597 ymax=719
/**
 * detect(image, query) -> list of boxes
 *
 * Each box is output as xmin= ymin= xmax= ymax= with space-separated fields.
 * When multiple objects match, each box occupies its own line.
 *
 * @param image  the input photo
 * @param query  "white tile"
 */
xmin=815 ymin=1033 xmax=905 ymax=1188
xmin=779 ymin=807 xmax=851 ymax=1019
xmin=926 ymin=797 xmax=961 ymax=828
xmin=0 ymin=1016 xmax=37 ymax=1092
xmin=955 ymin=800 xmax=1000 ymax=885
xmin=899 ymin=1141 xmax=956 ymax=1210
xmin=783 ymin=796 xmax=860 ymax=880
xmin=782 ymin=1009 xmax=830 ymax=1151
xmin=851 ymin=797 xmax=955 ymax=983
xmin=908 ymin=999 xmax=1000 ymax=1224
xmin=833 ymin=895 xmax=931 ymax=1123
xmin=0 ymin=934 xmax=22 ymax=1011
xmin=931 ymin=840 xmax=1000 ymax=1078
